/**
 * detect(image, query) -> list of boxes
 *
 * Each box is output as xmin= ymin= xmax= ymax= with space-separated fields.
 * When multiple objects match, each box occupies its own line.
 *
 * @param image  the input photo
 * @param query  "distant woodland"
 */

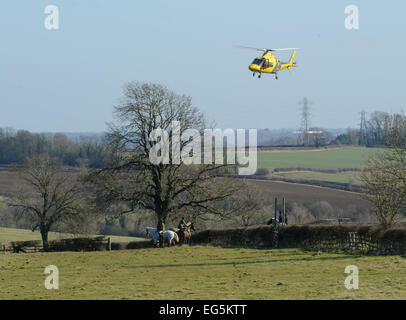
xmin=0 ymin=128 xmax=108 ymax=167
xmin=0 ymin=110 xmax=404 ymax=167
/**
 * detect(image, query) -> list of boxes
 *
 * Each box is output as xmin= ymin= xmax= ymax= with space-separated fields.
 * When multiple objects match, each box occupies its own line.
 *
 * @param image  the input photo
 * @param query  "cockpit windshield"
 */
xmin=251 ymin=58 xmax=272 ymax=68
xmin=251 ymin=58 xmax=265 ymax=67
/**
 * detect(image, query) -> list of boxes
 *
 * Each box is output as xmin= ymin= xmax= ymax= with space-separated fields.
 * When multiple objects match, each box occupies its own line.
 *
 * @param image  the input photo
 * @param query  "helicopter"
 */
xmin=235 ymin=46 xmax=299 ymax=80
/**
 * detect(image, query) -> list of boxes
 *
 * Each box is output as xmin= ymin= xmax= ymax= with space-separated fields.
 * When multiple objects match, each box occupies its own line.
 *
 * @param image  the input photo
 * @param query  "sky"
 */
xmin=0 ymin=0 xmax=405 ymax=132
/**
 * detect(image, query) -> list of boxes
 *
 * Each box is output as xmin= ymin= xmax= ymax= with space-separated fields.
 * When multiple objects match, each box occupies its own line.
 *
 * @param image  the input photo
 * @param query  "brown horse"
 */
xmin=169 ymin=221 xmax=195 ymax=244
xmin=178 ymin=228 xmax=192 ymax=244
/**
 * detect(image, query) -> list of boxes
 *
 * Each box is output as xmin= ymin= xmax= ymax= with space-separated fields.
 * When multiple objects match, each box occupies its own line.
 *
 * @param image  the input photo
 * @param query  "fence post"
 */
xmin=274 ymin=197 xmax=277 ymax=220
xmin=107 ymin=237 xmax=111 ymax=251
xmin=283 ymin=197 xmax=286 ymax=223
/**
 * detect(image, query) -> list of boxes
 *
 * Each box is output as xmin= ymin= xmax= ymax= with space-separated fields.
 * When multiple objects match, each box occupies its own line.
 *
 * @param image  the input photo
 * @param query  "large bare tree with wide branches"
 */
xmin=88 ymin=82 xmax=241 ymax=230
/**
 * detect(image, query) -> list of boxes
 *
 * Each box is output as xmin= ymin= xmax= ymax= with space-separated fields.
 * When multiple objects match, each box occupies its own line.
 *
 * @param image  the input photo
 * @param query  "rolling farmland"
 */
xmin=257 ymin=147 xmax=384 ymax=171
xmin=275 ymin=171 xmax=364 ymax=185
xmin=257 ymin=147 xmax=384 ymax=185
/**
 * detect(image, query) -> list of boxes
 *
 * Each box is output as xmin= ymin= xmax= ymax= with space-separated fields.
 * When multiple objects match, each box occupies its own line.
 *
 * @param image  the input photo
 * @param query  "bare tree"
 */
xmin=228 ymin=182 xmax=269 ymax=227
xmin=289 ymin=202 xmax=314 ymax=224
xmin=360 ymin=123 xmax=406 ymax=228
xmin=308 ymin=127 xmax=333 ymax=147
xmin=88 ymin=82 xmax=240 ymax=230
xmin=9 ymin=155 xmax=91 ymax=250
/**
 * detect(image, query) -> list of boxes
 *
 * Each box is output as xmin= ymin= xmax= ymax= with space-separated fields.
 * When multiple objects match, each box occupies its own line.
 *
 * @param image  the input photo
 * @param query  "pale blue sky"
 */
xmin=1 ymin=0 xmax=405 ymax=132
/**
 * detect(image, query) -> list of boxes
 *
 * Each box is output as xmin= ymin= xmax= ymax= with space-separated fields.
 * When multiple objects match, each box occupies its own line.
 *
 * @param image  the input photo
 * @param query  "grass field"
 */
xmin=1 ymin=246 xmax=405 ymax=299
xmin=274 ymin=171 xmax=364 ymax=185
xmin=0 ymin=227 xmax=145 ymax=247
xmin=258 ymin=147 xmax=384 ymax=171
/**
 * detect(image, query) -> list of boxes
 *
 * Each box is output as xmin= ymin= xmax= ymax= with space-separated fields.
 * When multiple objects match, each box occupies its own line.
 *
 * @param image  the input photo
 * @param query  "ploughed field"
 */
xmin=246 ymin=179 xmax=370 ymax=210
xmin=1 ymin=246 xmax=405 ymax=299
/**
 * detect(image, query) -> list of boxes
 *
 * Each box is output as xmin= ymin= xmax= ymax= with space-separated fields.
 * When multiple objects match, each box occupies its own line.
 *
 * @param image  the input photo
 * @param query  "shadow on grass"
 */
xmin=122 ymin=252 xmax=359 ymax=270
xmin=201 ymin=250 xmax=312 ymax=261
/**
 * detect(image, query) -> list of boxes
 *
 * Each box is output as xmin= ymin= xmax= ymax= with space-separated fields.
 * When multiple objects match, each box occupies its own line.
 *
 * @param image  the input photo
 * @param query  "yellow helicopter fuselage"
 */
xmin=248 ymin=50 xmax=296 ymax=77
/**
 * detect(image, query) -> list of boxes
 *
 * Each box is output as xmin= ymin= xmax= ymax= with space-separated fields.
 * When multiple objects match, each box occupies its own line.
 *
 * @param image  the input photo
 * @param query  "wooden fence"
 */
xmin=3 ymin=237 xmax=153 ymax=253
xmin=6 ymin=236 xmax=111 ymax=253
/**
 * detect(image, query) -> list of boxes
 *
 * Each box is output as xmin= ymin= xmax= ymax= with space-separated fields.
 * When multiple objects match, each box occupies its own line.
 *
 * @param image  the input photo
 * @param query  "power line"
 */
xmin=359 ymin=109 xmax=367 ymax=145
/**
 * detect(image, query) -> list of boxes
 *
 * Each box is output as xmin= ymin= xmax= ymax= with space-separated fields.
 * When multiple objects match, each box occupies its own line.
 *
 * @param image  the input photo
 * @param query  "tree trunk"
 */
xmin=156 ymin=213 xmax=167 ymax=248
xmin=40 ymin=226 xmax=49 ymax=251
xmin=156 ymin=218 xmax=166 ymax=231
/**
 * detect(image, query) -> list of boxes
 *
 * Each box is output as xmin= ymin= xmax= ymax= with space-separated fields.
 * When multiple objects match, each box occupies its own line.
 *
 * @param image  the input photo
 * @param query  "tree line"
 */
xmin=0 ymin=128 xmax=108 ymax=167
xmin=334 ymin=111 xmax=406 ymax=146
xmin=260 ymin=110 xmax=406 ymax=148
xmin=1 ymin=111 xmax=403 ymax=163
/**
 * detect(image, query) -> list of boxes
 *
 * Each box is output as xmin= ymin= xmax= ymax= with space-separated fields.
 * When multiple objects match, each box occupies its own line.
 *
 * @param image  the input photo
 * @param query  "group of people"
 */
xmin=267 ymin=211 xmax=288 ymax=227
xmin=278 ymin=211 xmax=288 ymax=224
xmin=156 ymin=216 xmax=190 ymax=233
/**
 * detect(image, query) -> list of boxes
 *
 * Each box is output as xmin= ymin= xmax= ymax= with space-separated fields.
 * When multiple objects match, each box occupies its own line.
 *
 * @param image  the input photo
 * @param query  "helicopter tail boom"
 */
xmin=289 ymin=50 xmax=296 ymax=66
xmin=279 ymin=50 xmax=297 ymax=71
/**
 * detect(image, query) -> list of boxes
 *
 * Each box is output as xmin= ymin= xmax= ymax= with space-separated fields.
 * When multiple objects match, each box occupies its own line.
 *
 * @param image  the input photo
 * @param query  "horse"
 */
xmin=267 ymin=218 xmax=283 ymax=227
xmin=146 ymin=227 xmax=179 ymax=247
xmin=146 ymin=227 xmax=157 ymax=236
xmin=182 ymin=222 xmax=195 ymax=244
xmin=170 ymin=221 xmax=195 ymax=244
xmin=161 ymin=230 xmax=179 ymax=247
xmin=146 ymin=227 xmax=160 ymax=247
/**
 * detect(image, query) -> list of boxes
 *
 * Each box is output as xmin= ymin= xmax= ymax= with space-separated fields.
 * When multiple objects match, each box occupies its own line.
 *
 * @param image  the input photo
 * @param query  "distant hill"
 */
xmin=60 ymin=132 xmax=106 ymax=142
xmin=257 ymin=128 xmax=347 ymax=146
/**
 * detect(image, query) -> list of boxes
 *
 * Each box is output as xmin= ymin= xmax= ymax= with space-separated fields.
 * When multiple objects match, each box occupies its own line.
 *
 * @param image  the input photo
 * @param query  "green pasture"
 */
xmin=1 ymin=246 xmax=405 ymax=299
xmin=275 ymin=171 xmax=364 ymax=185
xmin=0 ymin=227 xmax=145 ymax=247
xmin=257 ymin=147 xmax=384 ymax=171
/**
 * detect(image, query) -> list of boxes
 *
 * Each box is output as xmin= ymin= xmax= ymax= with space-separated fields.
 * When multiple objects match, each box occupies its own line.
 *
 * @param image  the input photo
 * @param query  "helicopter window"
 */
xmin=252 ymin=58 xmax=266 ymax=67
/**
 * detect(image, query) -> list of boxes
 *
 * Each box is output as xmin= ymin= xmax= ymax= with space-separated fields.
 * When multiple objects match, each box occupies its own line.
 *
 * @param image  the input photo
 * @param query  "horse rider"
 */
xmin=178 ymin=216 xmax=187 ymax=230
xmin=279 ymin=211 xmax=283 ymax=224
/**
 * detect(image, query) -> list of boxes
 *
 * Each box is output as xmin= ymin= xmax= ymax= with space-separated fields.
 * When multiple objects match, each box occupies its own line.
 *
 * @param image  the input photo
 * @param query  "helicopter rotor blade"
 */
xmin=234 ymin=46 xmax=299 ymax=52
xmin=233 ymin=45 xmax=266 ymax=52
xmin=270 ymin=48 xmax=300 ymax=51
